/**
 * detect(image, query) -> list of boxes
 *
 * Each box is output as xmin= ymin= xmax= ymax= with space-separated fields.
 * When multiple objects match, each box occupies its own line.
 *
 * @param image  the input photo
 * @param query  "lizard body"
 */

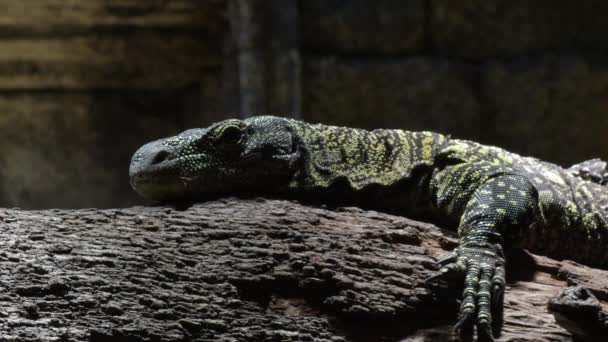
xmin=129 ymin=116 xmax=608 ymax=339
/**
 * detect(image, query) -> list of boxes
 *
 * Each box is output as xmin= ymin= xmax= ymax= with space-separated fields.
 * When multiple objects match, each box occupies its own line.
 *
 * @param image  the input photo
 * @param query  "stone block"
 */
xmin=302 ymin=57 xmax=480 ymax=139
xmin=481 ymin=54 xmax=608 ymax=165
xmin=431 ymin=0 xmax=608 ymax=58
xmin=300 ymin=0 xmax=425 ymax=54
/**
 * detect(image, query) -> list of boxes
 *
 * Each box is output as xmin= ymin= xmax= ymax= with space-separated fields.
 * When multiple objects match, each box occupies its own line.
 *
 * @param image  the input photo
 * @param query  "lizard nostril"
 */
xmin=151 ymin=150 xmax=172 ymax=165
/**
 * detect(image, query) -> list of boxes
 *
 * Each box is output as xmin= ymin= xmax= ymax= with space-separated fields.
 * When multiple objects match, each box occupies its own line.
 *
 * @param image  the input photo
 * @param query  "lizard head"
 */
xmin=129 ymin=116 xmax=299 ymax=201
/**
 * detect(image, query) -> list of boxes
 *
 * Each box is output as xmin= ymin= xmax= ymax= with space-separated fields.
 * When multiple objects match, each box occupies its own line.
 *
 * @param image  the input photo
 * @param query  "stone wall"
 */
xmin=2 ymin=0 xmax=607 ymax=209
xmin=0 ymin=1 xmax=226 ymax=208
xmin=298 ymin=0 xmax=608 ymax=165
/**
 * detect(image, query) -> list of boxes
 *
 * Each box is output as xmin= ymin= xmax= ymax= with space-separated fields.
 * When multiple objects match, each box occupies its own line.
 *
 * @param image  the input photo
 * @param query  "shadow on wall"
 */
xmin=0 ymin=1 xmax=226 ymax=209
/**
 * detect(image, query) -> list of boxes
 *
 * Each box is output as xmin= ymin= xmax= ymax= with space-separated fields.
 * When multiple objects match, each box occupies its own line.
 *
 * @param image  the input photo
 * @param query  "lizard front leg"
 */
xmin=428 ymin=175 xmax=538 ymax=340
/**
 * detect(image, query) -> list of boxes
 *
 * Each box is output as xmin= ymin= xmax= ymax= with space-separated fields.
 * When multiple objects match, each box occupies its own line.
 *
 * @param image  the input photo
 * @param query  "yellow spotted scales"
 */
xmin=129 ymin=116 xmax=608 ymax=340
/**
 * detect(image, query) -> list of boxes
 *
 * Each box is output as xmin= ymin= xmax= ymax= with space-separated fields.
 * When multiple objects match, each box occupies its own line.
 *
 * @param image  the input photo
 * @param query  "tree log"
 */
xmin=0 ymin=198 xmax=606 ymax=341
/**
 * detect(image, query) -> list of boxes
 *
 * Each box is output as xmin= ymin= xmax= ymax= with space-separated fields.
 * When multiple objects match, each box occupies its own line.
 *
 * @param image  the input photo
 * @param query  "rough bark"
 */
xmin=0 ymin=198 xmax=606 ymax=341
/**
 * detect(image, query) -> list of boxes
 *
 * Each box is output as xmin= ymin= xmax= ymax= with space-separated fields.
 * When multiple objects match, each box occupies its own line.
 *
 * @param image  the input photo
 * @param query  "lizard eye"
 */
xmin=217 ymin=124 xmax=244 ymax=145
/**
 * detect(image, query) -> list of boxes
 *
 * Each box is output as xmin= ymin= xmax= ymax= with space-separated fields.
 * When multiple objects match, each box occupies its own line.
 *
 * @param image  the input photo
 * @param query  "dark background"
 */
xmin=1 ymin=0 xmax=607 ymax=209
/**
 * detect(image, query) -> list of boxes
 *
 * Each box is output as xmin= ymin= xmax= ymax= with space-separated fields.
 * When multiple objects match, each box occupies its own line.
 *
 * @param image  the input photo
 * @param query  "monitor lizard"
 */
xmin=129 ymin=116 xmax=608 ymax=340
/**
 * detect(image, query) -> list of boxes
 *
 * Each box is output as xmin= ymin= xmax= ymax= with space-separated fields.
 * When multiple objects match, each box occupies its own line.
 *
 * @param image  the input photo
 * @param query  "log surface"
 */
xmin=0 ymin=198 xmax=606 ymax=341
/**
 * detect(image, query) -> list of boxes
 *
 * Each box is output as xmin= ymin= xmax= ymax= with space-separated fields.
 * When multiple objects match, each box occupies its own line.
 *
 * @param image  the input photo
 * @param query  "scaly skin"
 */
xmin=129 ymin=116 xmax=608 ymax=340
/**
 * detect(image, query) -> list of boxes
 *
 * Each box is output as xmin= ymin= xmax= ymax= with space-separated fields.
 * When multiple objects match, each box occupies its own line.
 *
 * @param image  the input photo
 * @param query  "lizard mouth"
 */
xmin=129 ymin=154 xmax=187 ymax=201
xmin=130 ymin=173 xmax=189 ymax=201
xmin=129 ymin=156 xmax=180 ymax=185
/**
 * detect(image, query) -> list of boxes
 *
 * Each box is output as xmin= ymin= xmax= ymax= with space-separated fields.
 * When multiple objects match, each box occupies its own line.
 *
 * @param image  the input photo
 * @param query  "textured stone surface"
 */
xmin=0 ymin=198 xmax=605 ymax=341
xmin=0 ymin=0 xmax=225 ymax=33
xmin=0 ymin=1 xmax=225 ymax=90
xmin=0 ymin=0 xmax=226 ymax=209
xmin=300 ymin=0 xmax=425 ymax=54
xmin=302 ymin=57 xmax=480 ymax=139
xmin=0 ymin=33 xmax=220 ymax=90
xmin=224 ymin=0 xmax=301 ymax=116
xmin=481 ymin=54 xmax=608 ymax=166
xmin=0 ymin=93 xmax=188 ymax=209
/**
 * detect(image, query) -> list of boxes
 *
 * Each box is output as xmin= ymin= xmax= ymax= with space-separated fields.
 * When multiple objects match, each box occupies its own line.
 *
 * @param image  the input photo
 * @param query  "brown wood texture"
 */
xmin=0 ymin=198 xmax=605 ymax=341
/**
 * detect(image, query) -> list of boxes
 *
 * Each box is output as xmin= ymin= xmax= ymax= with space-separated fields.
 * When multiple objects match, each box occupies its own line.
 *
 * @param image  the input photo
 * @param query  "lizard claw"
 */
xmin=477 ymin=318 xmax=495 ymax=342
xmin=426 ymin=253 xmax=467 ymax=285
xmin=453 ymin=308 xmax=474 ymax=332
xmin=427 ymin=244 xmax=505 ymax=340
xmin=437 ymin=251 xmax=458 ymax=266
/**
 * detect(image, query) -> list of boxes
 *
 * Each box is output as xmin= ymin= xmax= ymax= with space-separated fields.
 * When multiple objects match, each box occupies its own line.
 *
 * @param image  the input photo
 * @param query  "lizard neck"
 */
xmin=287 ymin=121 xmax=448 ymax=192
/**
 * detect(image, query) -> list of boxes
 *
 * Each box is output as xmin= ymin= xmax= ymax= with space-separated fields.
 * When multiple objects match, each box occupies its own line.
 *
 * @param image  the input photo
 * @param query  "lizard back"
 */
xmin=287 ymin=120 xmax=608 ymax=268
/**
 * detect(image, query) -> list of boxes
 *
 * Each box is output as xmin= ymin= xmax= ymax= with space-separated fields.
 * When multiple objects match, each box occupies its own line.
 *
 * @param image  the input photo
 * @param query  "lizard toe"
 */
xmin=426 ymin=255 xmax=467 ymax=285
xmin=455 ymin=258 xmax=479 ymax=331
xmin=477 ymin=318 xmax=495 ymax=342
xmin=491 ymin=263 xmax=506 ymax=327
xmin=476 ymin=265 xmax=495 ymax=339
xmin=437 ymin=251 xmax=458 ymax=266
xmin=453 ymin=306 xmax=475 ymax=333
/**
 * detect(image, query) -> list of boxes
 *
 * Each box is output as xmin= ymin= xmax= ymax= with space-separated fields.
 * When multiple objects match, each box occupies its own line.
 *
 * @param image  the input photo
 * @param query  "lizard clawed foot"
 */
xmin=425 ymin=251 xmax=466 ymax=286
xmin=426 ymin=244 xmax=505 ymax=341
